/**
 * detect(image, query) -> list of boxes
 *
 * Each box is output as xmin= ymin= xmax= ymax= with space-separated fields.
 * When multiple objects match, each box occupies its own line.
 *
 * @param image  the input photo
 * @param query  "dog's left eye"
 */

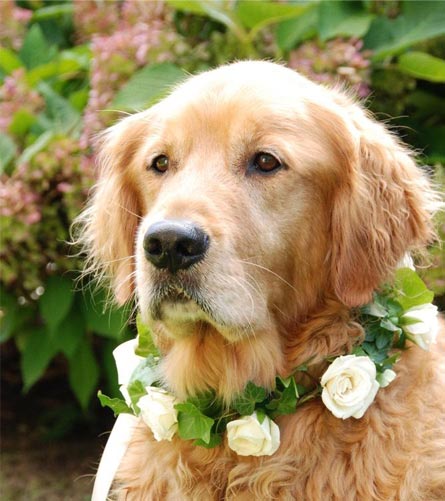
xmin=150 ymin=155 xmax=169 ymax=174
xmin=251 ymin=152 xmax=282 ymax=174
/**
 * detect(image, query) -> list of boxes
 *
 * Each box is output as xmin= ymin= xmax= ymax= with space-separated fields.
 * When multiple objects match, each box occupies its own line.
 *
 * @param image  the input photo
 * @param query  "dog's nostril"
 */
xmin=143 ymin=220 xmax=210 ymax=273
xmin=145 ymin=238 xmax=163 ymax=256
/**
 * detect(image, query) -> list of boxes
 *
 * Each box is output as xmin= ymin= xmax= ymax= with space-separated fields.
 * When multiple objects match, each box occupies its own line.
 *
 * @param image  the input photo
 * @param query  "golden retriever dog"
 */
xmin=80 ymin=61 xmax=444 ymax=500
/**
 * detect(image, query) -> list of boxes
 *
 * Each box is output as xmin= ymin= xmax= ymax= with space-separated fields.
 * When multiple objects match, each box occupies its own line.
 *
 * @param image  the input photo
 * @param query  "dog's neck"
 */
xmin=159 ymin=298 xmax=360 ymax=402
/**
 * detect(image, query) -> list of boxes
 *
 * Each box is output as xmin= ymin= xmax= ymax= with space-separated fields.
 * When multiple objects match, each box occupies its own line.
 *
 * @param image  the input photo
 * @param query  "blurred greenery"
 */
xmin=0 ymin=0 xmax=444 ymax=441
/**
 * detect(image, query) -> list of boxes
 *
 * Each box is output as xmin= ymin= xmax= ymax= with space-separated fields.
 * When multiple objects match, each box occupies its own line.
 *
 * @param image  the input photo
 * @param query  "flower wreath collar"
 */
xmin=92 ymin=261 xmax=439 ymax=500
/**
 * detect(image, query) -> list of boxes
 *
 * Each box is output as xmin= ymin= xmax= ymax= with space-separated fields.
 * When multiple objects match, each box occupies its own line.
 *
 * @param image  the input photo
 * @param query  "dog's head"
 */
xmin=78 ymin=61 xmax=437 ymax=374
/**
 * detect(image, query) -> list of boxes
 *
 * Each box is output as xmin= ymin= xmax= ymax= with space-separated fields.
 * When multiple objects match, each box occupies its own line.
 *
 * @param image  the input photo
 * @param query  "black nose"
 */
xmin=143 ymin=220 xmax=210 ymax=273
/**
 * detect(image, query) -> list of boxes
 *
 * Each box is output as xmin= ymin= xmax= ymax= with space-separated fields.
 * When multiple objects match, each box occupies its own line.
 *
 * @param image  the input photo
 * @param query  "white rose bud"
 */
xmin=402 ymin=303 xmax=439 ymax=351
xmin=138 ymin=387 xmax=179 ymax=441
xmin=321 ymin=355 xmax=380 ymax=419
xmin=226 ymin=412 xmax=280 ymax=456
xmin=113 ymin=339 xmax=145 ymax=405
xmin=377 ymin=369 xmax=397 ymax=388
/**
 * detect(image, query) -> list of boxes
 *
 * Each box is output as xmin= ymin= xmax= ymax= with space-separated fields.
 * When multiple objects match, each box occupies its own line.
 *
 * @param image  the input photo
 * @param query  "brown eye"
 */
xmin=252 ymin=152 xmax=282 ymax=173
xmin=151 ymin=155 xmax=169 ymax=173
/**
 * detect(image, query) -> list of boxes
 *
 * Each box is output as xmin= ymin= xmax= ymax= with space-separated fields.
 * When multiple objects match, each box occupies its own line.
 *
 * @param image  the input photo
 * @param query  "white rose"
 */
xmin=321 ymin=355 xmax=380 ymax=419
xmin=397 ymin=254 xmax=415 ymax=270
xmin=226 ymin=412 xmax=280 ymax=456
xmin=377 ymin=369 xmax=397 ymax=388
xmin=112 ymin=339 xmax=145 ymax=405
xmin=402 ymin=303 xmax=439 ymax=350
xmin=138 ymin=387 xmax=179 ymax=441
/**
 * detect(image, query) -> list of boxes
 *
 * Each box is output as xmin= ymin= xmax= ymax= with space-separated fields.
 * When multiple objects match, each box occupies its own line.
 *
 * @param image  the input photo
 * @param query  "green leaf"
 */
xmin=175 ymin=402 xmax=215 ymax=444
xmin=236 ymin=0 xmax=311 ymax=32
xmin=112 ymin=63 xmax=185 ymax=111
xmin=375 ymin=330 xmax=392 ymax=350
xmin=39 ymin=275 xmax=74 ymax=334
xmin=8 ymin=109 xmax=37 ymax=137
xmin=0 ymin=289 xmax=19 ymax=342
xmin=364 ymin=1 xmax=445 ymax=60
xmin=0 ymin=134 xmax=17 ymax=173
xmin=37 ymin=82 xmax=80 ymax=134
xmin=97 ymin=390 xmax=132 ymax=417
xmin=193 ymin=433 xmax=222 ymax=448
xmin=54 ymin=304 xmax=84 ymax=358
xmin=26 ymin=58 xmax=83 ymax=87
xmin=0 ymin=47 xmax=23 ymax=74
xmin=68 ymin=338 xmax=99 ymax=409
xmin=128 ymin=380 xmax=148 ymax=413
xmin=19 ymin=24 xmax=55 ymax=69
xmin=276 ymin=4 xmax=318 ymax=51
xmin=379 ymin=318 xmax=400 ymax=333
xmin=129 ymin=355 xmax=161 ymax=389
xmin=31 ymin=3 xmax=74 ymax=21
xmin=17 ymin=130 xmax=54 ymax=165
xmin=275 ymin=378 xmax=299 ymax=415
xmin=135 ymin=314 xmax=159 ymax=357
xmin=393 ymin=268 xmax=434 ymax=310
xmin=166 ymin=0 xmax=207 ymax=15
xmin=361 ymin=301 xmax=387 ymax=318
xmin=398 ymin=52 xmax=445 ymax=83
xmin=318 ymin=0 xmax=374 ymax=42
xmin=21 ymin=327 xmax=58 ymax=391
xmin=233 ymin=381 xmax=267 ymax=416
xmin=81 ymin=288 xmax=130 ymax=339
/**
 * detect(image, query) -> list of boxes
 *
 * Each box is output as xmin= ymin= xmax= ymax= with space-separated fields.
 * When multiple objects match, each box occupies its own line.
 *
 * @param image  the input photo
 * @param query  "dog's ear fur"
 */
xmin=331 ymin=105 xmax=437 ymax=307
xmin=76 ymin=115 xmax=148 ymax=304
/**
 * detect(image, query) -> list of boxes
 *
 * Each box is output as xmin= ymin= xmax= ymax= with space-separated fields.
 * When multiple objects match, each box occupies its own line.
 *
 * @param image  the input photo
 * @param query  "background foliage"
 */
xmin=1 ymin=0 xmax=444 ymax=436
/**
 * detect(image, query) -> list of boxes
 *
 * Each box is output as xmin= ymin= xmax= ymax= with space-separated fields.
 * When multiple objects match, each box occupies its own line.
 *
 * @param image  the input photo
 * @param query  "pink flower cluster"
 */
xmin=0 ymin=69 xmax=44 ymax=133
xmin=76 ymin=0 xmax=178 ymax=150
xmin=288 ymin=38 xmax=371 ymax=98
xmin=0 ymin=0 xmax=32 ymax=50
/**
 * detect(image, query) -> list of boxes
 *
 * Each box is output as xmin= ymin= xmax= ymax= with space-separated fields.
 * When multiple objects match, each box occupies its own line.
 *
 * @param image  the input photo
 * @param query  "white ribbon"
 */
xmin=92 ymin=413 xmax=139 ymax=501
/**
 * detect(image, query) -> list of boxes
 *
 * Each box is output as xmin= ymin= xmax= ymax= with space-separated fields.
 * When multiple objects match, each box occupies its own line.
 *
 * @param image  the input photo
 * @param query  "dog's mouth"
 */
xmin=149 ymin=279 xmax=212 ymax=325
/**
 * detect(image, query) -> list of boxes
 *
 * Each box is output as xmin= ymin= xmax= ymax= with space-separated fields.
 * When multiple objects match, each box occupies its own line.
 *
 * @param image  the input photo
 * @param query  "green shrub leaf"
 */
xmin=0 ymin=47 xmax=23 ymax=74
xmin=318 ymin=0 xmax=373 ymax=42
xmin=68 ymin=338 xmax=99 ymax=409
xmin=364 ymin=2 xmax=445 ymax=60
xmin=21 ymin=327 xmax=58 ymax=392
xmin=39 ymin=276 xmax=74 ymax=334
xmin=0 ymin=134 xmax=17 ymax=173
xmin=112 ymin=63 xmax=185 ymax=111
xmin=276 ymin=4 xmax=318 ymax=51
xmin=55 ymin=305 xmax=84 ymax=358
xmin=19 ymin=24 xmax=56 ymax=69
xmin=398 ymin=52 xmax=445 ymax=83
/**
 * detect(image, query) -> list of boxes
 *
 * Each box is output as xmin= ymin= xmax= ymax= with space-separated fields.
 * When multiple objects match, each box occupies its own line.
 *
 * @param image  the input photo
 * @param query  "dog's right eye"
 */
xmin=250 ymin=152 xmax=282 ymax=174
xmin=150 ymin=155 xmax=169 ymax=173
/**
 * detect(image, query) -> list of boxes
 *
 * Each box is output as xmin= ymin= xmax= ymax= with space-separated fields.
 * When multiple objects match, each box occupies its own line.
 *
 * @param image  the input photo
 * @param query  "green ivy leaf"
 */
xmin=275 ymin=378 xmax=299 ymax=416
xmin=233 ymin=381 xmax=267 ymax=416
xmin=128 ymin=380 xmax=147 ymax=414
xmin=393 ymin=268 xmax=434 ymax=310
xmin=68 ymin=338 xmax=99 ymax=410
xmin=135 ymin=315 xmax=159 ymax=357
xmin=193 ymin=433 xmax=222 ymax=448
xmin=39 ymin=276 xmax=74 ymax=335
xmin=175 ymin=402 xmax=215 ymax=444
xmin=97 ymin=390 xmax=132 ymax=417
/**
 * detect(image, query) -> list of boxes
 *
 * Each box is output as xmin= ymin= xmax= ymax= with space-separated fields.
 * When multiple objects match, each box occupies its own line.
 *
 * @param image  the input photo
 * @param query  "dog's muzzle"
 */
xmin=143 ymin=219 xmax=210 ymax=274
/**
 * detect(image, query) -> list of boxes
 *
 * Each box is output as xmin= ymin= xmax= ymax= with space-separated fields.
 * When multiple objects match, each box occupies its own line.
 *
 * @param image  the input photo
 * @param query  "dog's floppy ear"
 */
xmin=77 ymin=114 xmax=148 ymax=304
xmin=331 ymin=108 xmax=437 ymax=307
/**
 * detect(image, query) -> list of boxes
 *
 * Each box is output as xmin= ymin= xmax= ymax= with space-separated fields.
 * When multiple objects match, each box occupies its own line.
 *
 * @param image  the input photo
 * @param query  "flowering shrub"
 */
xmin=0 ymin=0 xmax=443 ymax=425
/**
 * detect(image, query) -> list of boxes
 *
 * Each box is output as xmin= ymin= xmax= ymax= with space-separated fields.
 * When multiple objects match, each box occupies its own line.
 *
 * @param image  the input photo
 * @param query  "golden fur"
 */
xmin=78 ymin=61 xmax=444 ymax=500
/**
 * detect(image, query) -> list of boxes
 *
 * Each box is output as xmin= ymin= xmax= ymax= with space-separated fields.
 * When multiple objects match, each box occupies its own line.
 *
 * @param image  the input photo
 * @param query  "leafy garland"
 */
xmin=98 ymin=267 xmax=438 ymax=454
